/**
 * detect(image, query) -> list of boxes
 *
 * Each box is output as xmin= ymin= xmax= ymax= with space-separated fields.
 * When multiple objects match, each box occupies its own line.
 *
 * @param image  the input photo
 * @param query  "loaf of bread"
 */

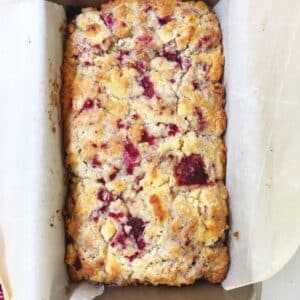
xmin=62 ymin=0 xmax=229 ymax=286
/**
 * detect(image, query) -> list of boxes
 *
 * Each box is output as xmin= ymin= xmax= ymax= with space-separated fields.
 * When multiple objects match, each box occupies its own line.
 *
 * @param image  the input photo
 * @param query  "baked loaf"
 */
xmin=63 ymin=0 xmax=229 ymax=286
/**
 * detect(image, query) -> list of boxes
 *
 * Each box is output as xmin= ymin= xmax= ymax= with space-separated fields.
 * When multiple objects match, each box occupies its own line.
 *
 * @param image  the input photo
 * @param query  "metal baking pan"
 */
xmin=99 ymin=283 xmax=262 ymax=300
xmin=48 ymin=0 xmax=261 ymax=298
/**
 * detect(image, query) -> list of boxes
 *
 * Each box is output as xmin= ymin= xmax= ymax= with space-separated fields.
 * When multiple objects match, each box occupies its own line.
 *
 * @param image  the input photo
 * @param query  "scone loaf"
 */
xmin=63 ymin=0 xmax=229 ymax=286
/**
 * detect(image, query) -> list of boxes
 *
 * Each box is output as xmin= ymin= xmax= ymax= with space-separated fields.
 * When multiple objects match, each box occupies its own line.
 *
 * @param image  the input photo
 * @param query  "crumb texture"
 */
xmin=63 ymin=0 xmax=229 ymax=286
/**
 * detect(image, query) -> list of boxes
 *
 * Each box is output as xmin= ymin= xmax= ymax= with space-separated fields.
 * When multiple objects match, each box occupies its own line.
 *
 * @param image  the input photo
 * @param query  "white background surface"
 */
xmin=262 ymin=249 xmax=300 ymax=300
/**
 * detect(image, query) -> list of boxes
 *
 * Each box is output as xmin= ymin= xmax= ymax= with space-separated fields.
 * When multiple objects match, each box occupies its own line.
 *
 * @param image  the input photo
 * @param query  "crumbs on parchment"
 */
xmin=49 ymin=209 xmax=63 ymax=228
xmin=233 ymin=231 xmax=240 ymax=240
xmin=49 ymin=214 xmax=55 ymax=228
xmin=47 ymin=60 xmax=60 ymax=134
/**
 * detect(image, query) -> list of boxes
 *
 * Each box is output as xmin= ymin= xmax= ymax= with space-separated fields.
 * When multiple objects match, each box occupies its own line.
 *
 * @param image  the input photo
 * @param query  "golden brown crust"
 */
xmin=62 ymin=0 xmax=229 ymax=286
xmin=149 ymin=194 xmax=167 ymax=222
xmin=202 ymin=246 xmax=229 ymax=283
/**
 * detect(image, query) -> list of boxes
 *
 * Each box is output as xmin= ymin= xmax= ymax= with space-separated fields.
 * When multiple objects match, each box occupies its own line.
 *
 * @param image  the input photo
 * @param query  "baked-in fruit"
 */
xmin=62 ymin=0 xmax=229 ymax=286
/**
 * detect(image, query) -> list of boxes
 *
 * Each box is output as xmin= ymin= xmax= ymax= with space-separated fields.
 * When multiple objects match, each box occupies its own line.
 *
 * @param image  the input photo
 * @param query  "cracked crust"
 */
xmin=62 ymin=0 xmax=229 ymax=286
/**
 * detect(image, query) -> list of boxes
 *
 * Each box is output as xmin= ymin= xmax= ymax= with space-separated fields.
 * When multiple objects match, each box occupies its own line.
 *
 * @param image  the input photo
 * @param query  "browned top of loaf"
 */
xmin=62 ymin=0 xmax=229 ymax=286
